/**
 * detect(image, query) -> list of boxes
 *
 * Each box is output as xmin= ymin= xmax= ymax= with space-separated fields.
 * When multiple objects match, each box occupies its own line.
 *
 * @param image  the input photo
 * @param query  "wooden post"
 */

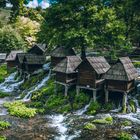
xmin=93 ymin=89 xmax=96 ymax=102
xmin=76 ymin=86 xmax=80 ymax=95
xmin=65 ymin=85 xmax=68 ymax=96
xmin=54 ymin=83 xmax=57 ymax=95
xmin=105 ymin=89 xmax=109 ymax=103
xmin=122 ymin=92 xmax=127 ymax=113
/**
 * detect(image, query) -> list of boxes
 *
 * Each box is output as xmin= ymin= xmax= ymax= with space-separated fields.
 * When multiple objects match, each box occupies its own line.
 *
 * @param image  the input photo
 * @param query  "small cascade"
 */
xmin=0 ymin=72 xmax=24 ymax=93
xmin=50 ymin=114 xmax=68 ymax=140
xmin=22 ymin=70 xmax=51 ymax=102
xmin=76 ymin=101 xmax=91 ymax=115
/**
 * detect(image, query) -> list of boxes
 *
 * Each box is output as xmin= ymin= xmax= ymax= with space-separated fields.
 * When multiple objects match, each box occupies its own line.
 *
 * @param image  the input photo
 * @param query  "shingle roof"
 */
xmin=0 ymin=53 xmax=7 ymax=60
xmin=6 ymin=50 xmax=23 ymax=61
xmin=53 ymin=56 xmax=82 ymax=73
xmin=104 ymin=57 xmax=138 ymax=81
xmin=86 ymin=56 xmax=110 ymax=74
xmin=25 ymin=54 xmax=45 ymax=65
xmin=51 ymin=46 xmax=76 ymax=57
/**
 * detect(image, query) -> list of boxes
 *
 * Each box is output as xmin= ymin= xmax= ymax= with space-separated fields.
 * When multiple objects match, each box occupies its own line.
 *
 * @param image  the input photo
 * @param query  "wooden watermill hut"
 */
xmin=6 ymin=50 xmax=23 ymax=68
xmin=53 ymin=56 xmax=82 ymax=96
xmin=51 ymin=46 xmax=76 ymax=68
xmin=104 ymin=57 xmax=138 ymax=108
xmin=0 ymin=53 xmax=7 ymax=64
xmin=16 ymin=53 xmax=46 ymax=74
xmin=28 ymin=44 xmax=47 ymax=55
xmin=76 ymin=56 xmax=110 ymax=101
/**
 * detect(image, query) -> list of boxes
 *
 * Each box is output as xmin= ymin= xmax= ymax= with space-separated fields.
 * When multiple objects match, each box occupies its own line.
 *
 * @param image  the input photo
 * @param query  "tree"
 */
xmin=0 ymin=25 xmax=26 ymax=53
xmin=37 ymin=0 xmax=128 ymax=58
xmin=14 ymin=16 xmax=40 ymax=46
xmin=0 ymin=0 xmax=6 ymax=8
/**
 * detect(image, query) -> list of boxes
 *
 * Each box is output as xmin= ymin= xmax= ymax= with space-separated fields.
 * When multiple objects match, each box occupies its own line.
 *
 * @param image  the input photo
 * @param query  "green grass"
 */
xmin=0 ymin=121 xmax=11 ymax=130
xmin=0 ymin=64 xmax=8 ymax=83
xmin=4 ymin=101 xmax=37 ymax=118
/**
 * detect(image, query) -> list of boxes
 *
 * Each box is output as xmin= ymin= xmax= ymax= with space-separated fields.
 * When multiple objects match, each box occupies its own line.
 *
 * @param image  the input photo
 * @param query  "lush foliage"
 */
xmin=87 ymin=101 xmax=101 ymax=115
xmin=0 ymin=25 xmax=26 ymax=53
xmin=116 ymin=132 xmax=132 ymax=140
xmin=4 ymin=101 xmax=37 ymax=118
xmin=92 ymin=116 xmax=113 ymax=124
xmin=84 ymin=123 xmax=96 ymax=131
xmin=0 ymin=64 xmax=7 ymax=83
xmin=14 ymin=16 xmax=40 ymax=46
xmin=0 ymin=121 xmax=11 ymax=130
xmin=0 ymin=136 xmax=6 ymax=140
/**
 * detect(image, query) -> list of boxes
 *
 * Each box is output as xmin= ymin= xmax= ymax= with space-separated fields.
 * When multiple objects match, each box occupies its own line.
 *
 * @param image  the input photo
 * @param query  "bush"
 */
xmin=84 ymin=123 xmax=96 ymax=131
xmin=0 ymin=121 xmax=11 ymax=130
xmin=0 ymin=136 xmax=6 ymax=140
xmin=87 ymin=101 xmax=101 ymax=115
xmin=0 ymin=64 xmax=7 ymax=83
xmin=92 ymin=116 xmax=113 ymax=125
xmin=4 ymin=101 xmax=37 ymax=118
xmin=103 ymin=102 xmax=114 ymax=111
xmin=117 ymin=132 xmax=132 ymax=140
xmin=72 ymin=92 xmax=90 ymax=110
xmin=133 ymin=62 xmax=140 ymax=68
xmin=0 ymin=92 xmax=9 ymax=98
xmin=0 ymin=25 xmax=26 ymax=53
xmin=45 ymin=95 xmax=67 ymax=111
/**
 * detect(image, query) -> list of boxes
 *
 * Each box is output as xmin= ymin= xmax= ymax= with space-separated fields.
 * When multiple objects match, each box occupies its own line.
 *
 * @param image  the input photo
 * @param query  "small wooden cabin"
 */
xmin=0 ymin=53 xmax=7 ymax=63
xmin=76 ymin=56 xmax=110 ymax=101
xmin=16 ymin=53 xmax=46 ymax=74
xmin=53 ymin=56 xmax=82 ymax=96
xmin=28 ymin=44 xmax=47 ymax=55
xmin=6 ymin=50 xmax=23 ymax=68
xmin=104 ymin=57 xmax=138 ymax=106
xmin=51 ymin=46 xmax=76 ymax=68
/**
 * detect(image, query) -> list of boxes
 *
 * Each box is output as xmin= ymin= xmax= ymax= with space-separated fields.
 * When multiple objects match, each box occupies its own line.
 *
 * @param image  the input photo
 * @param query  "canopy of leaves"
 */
xmin=0 ymin=25 xmax=26 ymax=53
xmin=37 ymin=0 xmax=129 ymax=58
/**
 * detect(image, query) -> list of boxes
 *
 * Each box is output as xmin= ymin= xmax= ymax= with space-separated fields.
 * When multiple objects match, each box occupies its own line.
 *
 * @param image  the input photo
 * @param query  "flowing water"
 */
xmin=0 ymin=72 xmax=24 ymax=93
xmin=23 ymin=70 xmax=51 ymax=102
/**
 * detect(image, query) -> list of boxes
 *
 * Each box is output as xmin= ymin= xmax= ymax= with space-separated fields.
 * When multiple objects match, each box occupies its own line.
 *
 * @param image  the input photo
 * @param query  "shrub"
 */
xmin=0 ymin=136 xmax=6 ymax=140
xmin=103 ymin=102 xmax=114 ymax=111
xmin=133 ymin=62 xmax=140 ymax=68
xmin=87 ymin=101 xmax=101 ymax=115
xmin=117 ymin=132 xmax=132 ymax=140
xmin=92 ymin=116 xmax=113 ymax=125
xmin=4 ymin=101 xmax=37 ymax=118
xmin=0 ymin=92 xmax=9 ymax=98
xmin=84 ymin=123 xmax=96 ymax=131
xmin=0 ymin=121 xmax=11 ymax=130
xmin=0 ymin=64 xmax=7 ymax=83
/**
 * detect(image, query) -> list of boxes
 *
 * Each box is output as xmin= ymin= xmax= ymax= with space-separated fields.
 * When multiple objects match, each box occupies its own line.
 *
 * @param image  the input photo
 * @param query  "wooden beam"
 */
xmin=122 ymin=92 xmax=127 ymax=113
xmin=105 ymin=89 xmax=109 ymax=103
xmin=93 ymin=90 xmax=96 ymax=102
xmin=76 ymin=86 xmax=80 ymax=95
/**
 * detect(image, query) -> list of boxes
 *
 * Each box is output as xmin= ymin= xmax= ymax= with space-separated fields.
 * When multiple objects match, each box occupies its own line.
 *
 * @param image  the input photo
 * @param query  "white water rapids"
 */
xmin=0 ymin=72 xmax=24 ymax=93
xmin=22 ymin=70 xmax=51 ymax=102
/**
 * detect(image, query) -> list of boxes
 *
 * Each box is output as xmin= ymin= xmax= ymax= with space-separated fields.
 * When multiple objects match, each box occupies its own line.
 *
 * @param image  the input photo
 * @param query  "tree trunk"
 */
xmin=81 ymin=45 xmax=86 ymax=60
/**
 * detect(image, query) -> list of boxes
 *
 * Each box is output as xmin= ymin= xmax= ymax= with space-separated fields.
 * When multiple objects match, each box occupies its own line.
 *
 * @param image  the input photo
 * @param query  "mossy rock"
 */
xmin=116 ymin=132 xmax=132 ymax=140
xmin=121 ymin=120 xmax=132 ymax=127
xmin=92 ymin=116 xmax=113 ymax=125
xmin=84 ymin=123 xmax=96 ymax=131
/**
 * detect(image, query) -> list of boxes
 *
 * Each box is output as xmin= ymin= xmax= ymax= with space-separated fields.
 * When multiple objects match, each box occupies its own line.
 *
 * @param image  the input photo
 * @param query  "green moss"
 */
xmin=20 ymin=72 xmax=45 ymax=90
xmin=129 ymin=100 xmax=136 ymax=113
xmin=122 ymin=105 xmax=127 ymax=114
xmin=92 ymin=116 xmax=113 ymax=125
xmin=0 ymin=121 xmax=11 ymax=130
xmin=0 ymin=136 xmax=6 ymax=140
xmin=4 ymin=101 xmax=37 ymax=118
xmin=121 ymin=120 xmax=132 ymax=126
xmin=103 ymin=102 xmax=114 ymax=111
xmin=87 ymin=101 xmax=101 ymax=115
xmin=72 ymin=92 xmax=90 ymax=110
xmin=117 ymin=132 xmax=132 ymax=140
xmin=0 ymin=64 xmax=8 ymax=83
xmin=133 ymin=61 xmax=140 ymax=67
xmin=0 ymin=92 xmax=9 ymax=98
xmin=84 ymin=123 xmax=96 ymax=130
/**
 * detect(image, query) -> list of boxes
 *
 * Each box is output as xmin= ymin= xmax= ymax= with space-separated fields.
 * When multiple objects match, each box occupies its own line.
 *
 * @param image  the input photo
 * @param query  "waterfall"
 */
xmin=0 ymin=72 xmax=24 ymax=93
xmin=76 ymin=101 xmax=91 ymax=115
xmin=22 ymin=70 xmax=51 ymax=102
